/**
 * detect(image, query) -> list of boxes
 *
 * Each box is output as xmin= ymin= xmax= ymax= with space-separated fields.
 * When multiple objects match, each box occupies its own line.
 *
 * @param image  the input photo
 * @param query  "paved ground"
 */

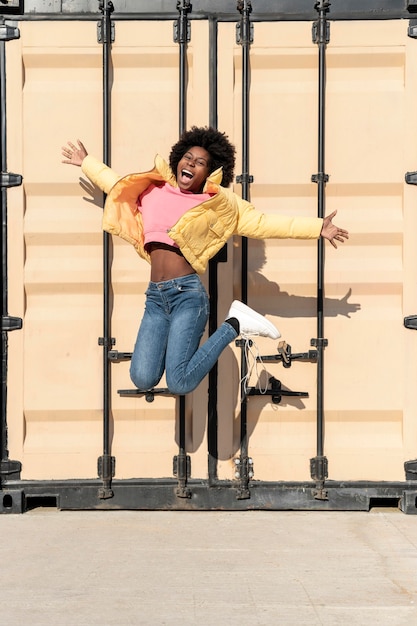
xmin=0 ymin=507 xmax=416 ymax=625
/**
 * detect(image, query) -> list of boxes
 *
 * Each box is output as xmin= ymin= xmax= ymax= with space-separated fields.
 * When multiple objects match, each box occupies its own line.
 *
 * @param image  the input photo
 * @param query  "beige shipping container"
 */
xmin=3 ymin=10 xmax=417 ymax=510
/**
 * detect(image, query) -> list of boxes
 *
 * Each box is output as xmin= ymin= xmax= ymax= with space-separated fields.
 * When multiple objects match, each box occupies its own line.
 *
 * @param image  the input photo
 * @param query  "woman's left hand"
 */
xmin=320 ymin=210 xmax=349 ymax=248
xmin=61 ymin=139 xmax=88 ymax=167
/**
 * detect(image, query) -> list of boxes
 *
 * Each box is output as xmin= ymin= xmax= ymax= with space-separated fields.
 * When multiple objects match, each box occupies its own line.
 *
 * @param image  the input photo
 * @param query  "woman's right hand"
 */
xmin=61 ymin=139 xmax=88 ymax=167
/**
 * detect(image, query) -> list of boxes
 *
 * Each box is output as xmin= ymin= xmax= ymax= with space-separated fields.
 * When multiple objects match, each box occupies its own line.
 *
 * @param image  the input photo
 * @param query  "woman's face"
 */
xmin=177 ymin=146 xmax=211 ymax=193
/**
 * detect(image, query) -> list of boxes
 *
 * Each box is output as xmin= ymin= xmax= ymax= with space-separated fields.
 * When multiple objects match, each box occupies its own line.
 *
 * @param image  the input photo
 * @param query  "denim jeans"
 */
xmin=129 ymin=274 xmax=237 ymax=395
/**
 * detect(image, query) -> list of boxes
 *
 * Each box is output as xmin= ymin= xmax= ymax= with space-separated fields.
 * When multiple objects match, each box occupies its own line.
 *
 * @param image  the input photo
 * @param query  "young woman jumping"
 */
xmin=62 ymin=126 xmax=348 ymax=395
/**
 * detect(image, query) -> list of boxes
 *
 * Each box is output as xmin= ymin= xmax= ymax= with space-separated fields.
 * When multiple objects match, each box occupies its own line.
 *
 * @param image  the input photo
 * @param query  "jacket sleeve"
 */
xmin=235 ymin=196 xmax=323 ymax=240
xmin=81 ymin=155 xmax=121 ymax=195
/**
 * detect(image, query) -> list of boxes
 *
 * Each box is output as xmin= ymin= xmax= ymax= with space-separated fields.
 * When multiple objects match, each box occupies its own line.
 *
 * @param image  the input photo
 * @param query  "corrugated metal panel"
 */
xmin=5 ymin=17 xmax=417 ymax=488
xmin=239 ymin=20 xmax=417 ymax=481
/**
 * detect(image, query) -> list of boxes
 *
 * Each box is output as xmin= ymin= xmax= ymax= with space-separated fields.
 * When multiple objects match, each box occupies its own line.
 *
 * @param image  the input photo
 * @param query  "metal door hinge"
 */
xmin=1 ymin=172 xmax=22 ymax=187
xmin=0 ymin=459 xmax=22 ymax=479
xmin=1 ymin=315 xmax=22 ymax=331
xmin=0 ymin=22 xmax=20 ymax=40
xmin=408 ymin=19 xmax=417 ymax=38
xmin=404 ymin=315 xmax=417 ymax=330
xmin=405 ymin=170 xmax=417 ymax=184
xmin=404 ymin=459 xmax=417 ymax=480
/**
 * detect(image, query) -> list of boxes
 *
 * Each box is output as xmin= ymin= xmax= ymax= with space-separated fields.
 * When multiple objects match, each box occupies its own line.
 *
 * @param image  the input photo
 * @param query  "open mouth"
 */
xmin=181 ymin=168 xmax=194 ymax=180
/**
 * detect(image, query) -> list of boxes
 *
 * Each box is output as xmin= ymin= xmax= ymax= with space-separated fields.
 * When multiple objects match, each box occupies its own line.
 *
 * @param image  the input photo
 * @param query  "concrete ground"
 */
xmin=0 ymin=507 xmax=416 ymax=625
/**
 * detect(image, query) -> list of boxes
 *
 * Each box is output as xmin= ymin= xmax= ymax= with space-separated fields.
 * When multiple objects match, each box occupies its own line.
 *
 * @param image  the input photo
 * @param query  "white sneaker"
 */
xmin=227 ymin=300 xmax=280 ymax=340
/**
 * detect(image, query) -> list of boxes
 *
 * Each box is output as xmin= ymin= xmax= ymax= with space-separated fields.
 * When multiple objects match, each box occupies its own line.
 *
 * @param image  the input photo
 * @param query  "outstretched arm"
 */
xmin=321 ymin=210 xmax=349 ymax=248
xmin=61 ymin=139 xmax=88 ymax=166
xmin=61 ymin=139 xmax=120 ymax=194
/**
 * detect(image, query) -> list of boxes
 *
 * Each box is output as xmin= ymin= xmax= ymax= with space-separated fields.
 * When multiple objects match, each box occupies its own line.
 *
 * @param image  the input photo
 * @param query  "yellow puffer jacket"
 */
xmin=81 ymin=154 xmax=323 ymax=274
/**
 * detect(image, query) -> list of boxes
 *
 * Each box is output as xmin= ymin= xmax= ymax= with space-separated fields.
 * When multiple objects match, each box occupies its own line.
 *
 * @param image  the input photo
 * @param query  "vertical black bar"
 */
xmin=239 ymin=3 xmax=250 ymax=305
xmin=0 ymin=22 xmax=22 ymax=485
xmin=310 ymin=0 xmax=330 ymax=499
xmin=0 ymin=36 xmax=8 ymax=470
xmin=236 ymin=0 xmax=252 ymax=500
xmin=177 ymin=0 xmax=191 ymax=136
xmin=207 ymin=16 xmax=219 ymax=484
xmin=175 ymin=0 xmax=192 ymax=498
xmin=98 ymin=0 xmax=115 ymax=499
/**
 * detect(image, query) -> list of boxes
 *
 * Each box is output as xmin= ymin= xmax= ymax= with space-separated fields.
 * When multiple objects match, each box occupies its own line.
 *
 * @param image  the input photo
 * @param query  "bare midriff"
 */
xmin=148 ymin=242 xmax=196 ymax=282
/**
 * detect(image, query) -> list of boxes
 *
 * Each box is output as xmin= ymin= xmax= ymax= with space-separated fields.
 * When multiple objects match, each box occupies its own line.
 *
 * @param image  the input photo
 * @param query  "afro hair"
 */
xmin=169 ymin=126 xmax=236 ymax=188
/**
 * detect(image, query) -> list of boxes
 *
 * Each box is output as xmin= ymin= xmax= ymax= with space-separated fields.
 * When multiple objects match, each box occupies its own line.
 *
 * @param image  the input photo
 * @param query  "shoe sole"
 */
xmin=231 ymin=301 xmax=281 ymax=339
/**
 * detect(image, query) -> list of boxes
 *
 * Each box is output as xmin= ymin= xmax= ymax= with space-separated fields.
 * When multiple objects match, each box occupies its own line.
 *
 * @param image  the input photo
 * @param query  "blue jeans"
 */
xmin=129 ymin=274 xmax=237 ymax=395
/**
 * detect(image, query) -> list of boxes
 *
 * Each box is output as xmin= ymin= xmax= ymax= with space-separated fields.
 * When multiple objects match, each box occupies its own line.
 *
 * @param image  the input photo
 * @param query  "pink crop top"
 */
xmin=138 ymin=182 xmax=213 ymax=249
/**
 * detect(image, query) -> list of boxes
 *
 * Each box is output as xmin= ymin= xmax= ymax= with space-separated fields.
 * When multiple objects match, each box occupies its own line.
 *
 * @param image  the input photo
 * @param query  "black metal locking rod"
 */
xmin=176 ymin=0 xmax=191 ymax=136
xmin=236 ymin=0 xmax=253 ymax=500
xmin=174 ymin=0 xmax=192 ymax=498
xmin=207 ymin=15 xmax=220 ymax=484
xmin=97 ymin=0 xmax=115 ymax=500
xmin=310 ymin=0 xmax=330 ymax=500
xmin=1 ymin=33 xmax=9 ymax=472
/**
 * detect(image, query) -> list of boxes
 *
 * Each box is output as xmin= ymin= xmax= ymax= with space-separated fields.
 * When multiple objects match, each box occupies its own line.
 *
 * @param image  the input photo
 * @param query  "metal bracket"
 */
xmin=173 ymin=453 xmax=191 ymax=497
xmin=1 ymin=315 xmax=22 ymax=332
xmin=312 ymin=19 xmax=330 ymax=44
xmin=0 ymin=22 xmax=20 ymax=40
xmin=236 ymin=0 xmax=253 ymax=46
xmin=404 ymin=315 xmax=417 ymax=330
xmin=0 ymin=459 xmax=22 ymax=480
xmin=405 ymin=170 xmax=417 ymax=185
xmin=118 ymin=388 xmax=172 ymax=403
xmin=234 ymin=456 xmax=254 ymax=479
xmin=173 ymin=19 xmax=191 ymax=43
xmin=173 ymin=454 xmax=191 ymax=478
xmin=97 ymin=20 xmax=115 ymax=44
xmin=174 ymin=0 xmax=192 ymax=44
xmin=234 ymin=455 xmax=253 ymax=500
xmin=311 ymin=172 xmax=329 ymax=184
xmin=408 ymin=18 xmax=417 ymax=38
xmin=247 ymin=376 xmax=308 ymax=405
xmin=258 ymin=341 xmax=318 ymax=369
xmin=97 ymin=1 xmax=115 ymax=44
xmin=236 ymin=173 xmax=253 ymax=184
xmin=236 ymin=21 xmax=254 ymax=45
xmin=97 ymin=454 xmax=115 ymax=499
xmin=310 ymin=455 xmax=328 ymax=480
xmin=1 ymin=172 xmax=22 ymax=188
xmin=98 ymin=454 xmax=115 ymax=479
xmin=98 ymin=336 xmax=115 ymax=348
xmin=311 ymin=337 xmax=328 ymax=349
xmin=108 ymin=350 xmax=131 ymax=362
xmin=310 ymin=455 xmax=329 ymax=500
xmin=404 ymin=459 xmax=417 ymax=480
xmin=312 ymin=0 xmax=331 ymax=45
xmin=173 ymin=451 xmax=191 ymax=499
